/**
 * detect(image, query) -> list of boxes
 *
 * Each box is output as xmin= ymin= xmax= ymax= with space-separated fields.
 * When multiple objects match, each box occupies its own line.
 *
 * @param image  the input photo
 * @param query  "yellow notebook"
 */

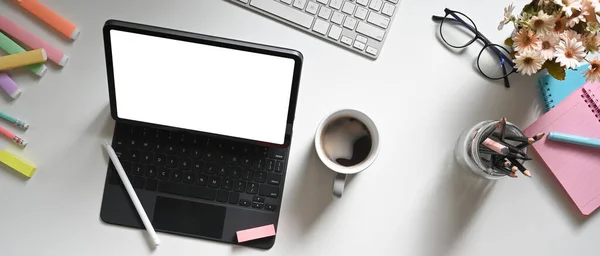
xmin=0 ymin=49 xmax=47 ymax=71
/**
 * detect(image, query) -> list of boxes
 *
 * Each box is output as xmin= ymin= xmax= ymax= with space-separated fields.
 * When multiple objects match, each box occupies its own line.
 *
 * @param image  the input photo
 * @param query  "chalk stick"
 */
xmin=236 ymin=224 xmax=276 ymax=243
xmin=0 ymin=49 xmax=47 ymax=73
xmin=0 ymin=150 xmax=36 ymax=178
xmin=0 ymin=31 xmax=47 ymax=76
xmin=12 ymin=0 xmax=80 ymax=40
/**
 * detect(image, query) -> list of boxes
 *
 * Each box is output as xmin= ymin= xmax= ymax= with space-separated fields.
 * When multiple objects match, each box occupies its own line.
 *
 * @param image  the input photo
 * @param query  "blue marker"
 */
xmin=548 ymin=132 xmax=600 ymax=149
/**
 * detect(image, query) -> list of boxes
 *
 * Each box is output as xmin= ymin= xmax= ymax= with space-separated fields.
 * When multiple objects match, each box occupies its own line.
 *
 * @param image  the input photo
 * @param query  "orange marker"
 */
xmin=12 ymin=0 xmax=80 ymax=40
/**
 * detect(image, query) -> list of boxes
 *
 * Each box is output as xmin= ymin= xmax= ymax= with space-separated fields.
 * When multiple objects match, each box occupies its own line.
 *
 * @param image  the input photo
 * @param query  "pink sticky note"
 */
xmin=236 ymin=224 xmax=276 ymax=243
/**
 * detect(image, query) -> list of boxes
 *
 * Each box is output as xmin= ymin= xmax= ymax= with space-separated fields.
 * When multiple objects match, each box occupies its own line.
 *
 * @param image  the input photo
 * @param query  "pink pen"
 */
xmin=0 ymin=73 xmax=21 ymax=99
xmin=0 ymin=15 xmax=69 ymax=66
xmin=0 ymin=125 xmax=26 ymax=147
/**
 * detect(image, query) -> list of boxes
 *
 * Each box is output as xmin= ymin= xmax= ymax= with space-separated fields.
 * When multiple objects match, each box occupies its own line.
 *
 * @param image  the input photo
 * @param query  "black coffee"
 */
xmin=321 ymin=117 xmax=373 ymax=167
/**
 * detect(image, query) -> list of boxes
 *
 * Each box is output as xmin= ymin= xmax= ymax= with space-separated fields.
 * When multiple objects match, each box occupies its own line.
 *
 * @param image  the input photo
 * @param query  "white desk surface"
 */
xmin=0 ymin=0 xmax=598 ymax=255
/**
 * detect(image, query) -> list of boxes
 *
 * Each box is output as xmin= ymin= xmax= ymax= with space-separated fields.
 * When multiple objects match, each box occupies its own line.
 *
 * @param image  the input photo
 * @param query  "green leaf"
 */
xmin=504 ymin=37 xmax=514 ymax=47
xmin=544 ymin=61 xmax=566 ymax=80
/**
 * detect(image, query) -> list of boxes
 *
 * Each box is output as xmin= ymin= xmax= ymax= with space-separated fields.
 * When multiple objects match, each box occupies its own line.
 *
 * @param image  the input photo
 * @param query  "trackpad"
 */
xmin=153 ymin=196 xmax=226 ymax=239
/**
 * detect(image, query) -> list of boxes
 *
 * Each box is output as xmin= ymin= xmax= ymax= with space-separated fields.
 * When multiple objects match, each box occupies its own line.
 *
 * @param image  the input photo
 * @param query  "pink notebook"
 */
xmin=524 ymin=82 xmax=600 ymax=215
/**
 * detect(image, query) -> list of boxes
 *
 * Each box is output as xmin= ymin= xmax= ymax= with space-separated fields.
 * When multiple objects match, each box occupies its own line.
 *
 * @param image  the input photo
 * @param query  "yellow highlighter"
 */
xmin=0 ymin=49 xmax=47 ymax=71
xmin=0 ymin=149 xmax=36 ymax=178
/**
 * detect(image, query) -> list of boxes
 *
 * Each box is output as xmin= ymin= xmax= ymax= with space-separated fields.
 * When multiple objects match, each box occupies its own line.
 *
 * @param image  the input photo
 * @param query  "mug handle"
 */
xmin=333 ymin=173 xmax=347 ymax=198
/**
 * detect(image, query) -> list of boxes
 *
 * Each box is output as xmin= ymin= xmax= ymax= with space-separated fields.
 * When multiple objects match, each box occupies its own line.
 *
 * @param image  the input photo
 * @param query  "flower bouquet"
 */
xmin=499 ymin=0 xmax=600 ymax=81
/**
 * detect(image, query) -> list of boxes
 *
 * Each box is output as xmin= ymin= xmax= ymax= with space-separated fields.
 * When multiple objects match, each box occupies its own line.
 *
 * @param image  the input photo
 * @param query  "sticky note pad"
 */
xmin=0 ymin=150 xmax=36 ymax=178
xmin=236 ymin=224 xmax=276 ymax=243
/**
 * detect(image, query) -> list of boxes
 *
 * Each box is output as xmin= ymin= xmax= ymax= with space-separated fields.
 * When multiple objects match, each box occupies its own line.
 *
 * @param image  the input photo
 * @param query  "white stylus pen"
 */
xmin=103 ymin=141 xmax=161 ymax=247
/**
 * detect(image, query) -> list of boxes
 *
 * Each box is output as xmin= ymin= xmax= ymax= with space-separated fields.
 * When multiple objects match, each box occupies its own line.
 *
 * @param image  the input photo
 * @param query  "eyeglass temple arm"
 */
xmin=501 ymin=60 xmax=511 ymax=88
xmin=432 ymin=14 xmax=515 ymax=67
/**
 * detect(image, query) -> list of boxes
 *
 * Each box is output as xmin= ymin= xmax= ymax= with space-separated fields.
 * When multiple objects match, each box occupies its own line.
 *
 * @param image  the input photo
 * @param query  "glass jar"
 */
xmin=455 ymin=120 xmax=527 ymax=179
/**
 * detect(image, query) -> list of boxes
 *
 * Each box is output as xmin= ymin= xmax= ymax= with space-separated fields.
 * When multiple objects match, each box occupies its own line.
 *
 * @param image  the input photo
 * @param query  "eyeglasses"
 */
xmin=432 ymin=8 xmax=516 ymax=88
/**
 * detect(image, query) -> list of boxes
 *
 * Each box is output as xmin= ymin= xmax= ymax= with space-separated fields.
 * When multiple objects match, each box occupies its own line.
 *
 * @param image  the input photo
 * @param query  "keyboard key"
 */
xmin=141 ymin=151 xmax=153 ymax=163
xmin=246 ymin=182 xmax=259 ymax=194
xmin=329 ymin=0 xmax=343 ymax=9
xmin=259 ymin=184 xmax=280 ymax=198
xmin=154 ymin=154 xmax=165 ymax=166
xmin=204 ymin=151 xmax=214 ymax=160
xmin=153 ymin=142 xmax=164 ymax=153
xmin=328 ymin=25 xmax=343 ymax=40
xmin=158 ymin=181 xmax=216 ymax=201
xmin=179 ymin=146 xmax=191 ymax=156
xmin=229 ymin=192 xmax=240 ymax=204
xmin=192 ymin=149 xmax=202 ymax=159
xmin=179 ymin=158 xmax=191 ymax=170
xmin=355 ymin=6 xmax=368 ymax=20
xmin=257 ymin=147 xmax=269 ymax=157
xmin=292 ymin=0 xmax=307 ymax=9
xmin=251 ymin=0 xmax=315 ymax=29
xmin=127 ymin=138 xmax=138 ymax=149
xmin=341 ymin=35 xmax=353 ymax=45
xmin=252 ymin=202 xmax=264 ymax=209
xmin=381 ymin=2 xmax=395 ymax=16
xmin=342 ymin=1 xmax=356 ymax=15
xmin=132 ymin=176 xmax=145 ymax=189
xmin=242 ymin=157 xmax=251 ymax=167
xmin=270 ymin=148 xmax=286 ymax=160
xmin=356 ymin=34 xmax=368 ymax=44
xmin=253 ymin=158 xmax=266 ymax=170
xmin=239 ymin=199 xmax=251 ymax=207
xmin=230 ymin=166 xmax=242 ymax=178
xmin=318 ymin=6 xmax=332 ymax=19
xmin=265 ymin=204 xmax=277 ymax=211
xmin=331 ymin=11 xmax=344 ymax=25
xmin=367 ymin=11 xmax=390 ymax=28
xmin=145 ymin=179 xmax=158 ymax=191
xmin=158 ymin=168 xmax=169 ymax=180
xmin=312 ymin=18 xmax=330 ymax=35
xmin=230 ymin=155 xmax=239 ymax=165
xmin=141 ymin=140 xmax=152 ymax=151
xmin=170 ymin=170 xmax=182 ymax=182
xmin=254 ymin=171 xmax=267 ymax=183
xmin=306 ymin=1 xmax=319 ymax=14
xmin=183 ymin=171 xmax=195 ymax=184
xmin=206 ymin=163 xmax=217 ymax=174
xmin=132 ymin=163 xmax=144 ymax=176
xmin=145 ymin=165 xmax=157 ymax=178
xmin=242 ymin=169 xmax=254 ymax=181
xmin=216 ymin=190 xmax=229 ymax=203
xmin=356 ymin=0 xmax=368 ymax=6
xmin=166 ymin=156 xmax=178 ymax=168
xmin=275 ymin=161 xmax=284 ymax=173
xmin=266 ymin=159 xmax=275 ymax=171
xmin=192 ymin=160 xmax=204 ymax=172
xmin=217 ymin=164 xmax=228 ymax=177
xmin=253 ymin=196 xmax=265 ymax=203
xmin=356 ymin=21 xmax=385 ymax=41
xmin=316 ymin=0 xmax=328 ymax=4
xmin=353 ymin=40 xmax=366 ymax=50
xmin=197 ymin=174 xmax=208 ymax=186
xmin=165 ymin=145 xmax=178 ymax=155
xmin=343 ymin=16 xmax=357 ymax=30
xmin=366 ymin=45 xmax=379 ymax=56
xmin=209 ymin=176 xmax=221 ymax=188
xmin=234 ymin=180 xmax=246 ymax=192
xmin=221 ymin=178 xmax=233 ymax=190
xmin=129 ymin=150 xmax=140 ymax=162
xmin=369 ymin=0 xmax=383 ymax=11
xmin=267 ymin=173 xmax=282 ymax=186
xmin=114 ymin=148 xmax=127 ymax=161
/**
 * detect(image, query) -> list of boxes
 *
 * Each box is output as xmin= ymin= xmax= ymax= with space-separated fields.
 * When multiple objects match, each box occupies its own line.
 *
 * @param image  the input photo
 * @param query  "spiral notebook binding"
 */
xmin=540 ymin=82 xmax=555 ymax=110
xmin=582 ymin=87 xmax=600 ymax=122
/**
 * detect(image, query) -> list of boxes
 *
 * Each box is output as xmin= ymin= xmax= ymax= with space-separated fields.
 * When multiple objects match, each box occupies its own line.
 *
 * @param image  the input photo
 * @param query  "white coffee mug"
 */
xmin=314 ymin=109 xmax=380 ymax=198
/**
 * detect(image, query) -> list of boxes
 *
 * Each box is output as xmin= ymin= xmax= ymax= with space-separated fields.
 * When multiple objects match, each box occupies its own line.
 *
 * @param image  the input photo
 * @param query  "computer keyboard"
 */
xmin=107 ymin=123 xmax=286 ymax=212
xmin=230 ymin=0 xmax=400 ymax=59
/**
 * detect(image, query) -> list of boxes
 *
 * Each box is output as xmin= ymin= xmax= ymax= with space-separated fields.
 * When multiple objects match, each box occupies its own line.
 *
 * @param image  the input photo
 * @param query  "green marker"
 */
xmin=0 ymin=111 xmax=29 ymax=130
xmin=0 ymin=31 xmax=46 ymax=76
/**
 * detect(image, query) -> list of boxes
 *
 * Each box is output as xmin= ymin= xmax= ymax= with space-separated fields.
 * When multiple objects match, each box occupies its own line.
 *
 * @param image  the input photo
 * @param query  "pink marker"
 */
xmin=0 ymin=125 xmax=26 ymax=147
xmin=482 ymin=138 xmax=509 ymax=155
xmin=0 ymin=73 xmax=21 ymax=99
xmin=0 ymin=15 xmax=69 ymax=67
xmin=236 ymin=224 xmax=276 ymax=243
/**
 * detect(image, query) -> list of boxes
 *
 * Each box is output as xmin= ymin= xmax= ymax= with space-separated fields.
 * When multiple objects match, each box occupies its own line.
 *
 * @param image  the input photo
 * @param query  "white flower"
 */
xmin=513 ymin=29 xmax=542 ymax=52
xmin=560 ymin=30 xmax=582 ymax=41
xmin=498 ymin=3 xmax=515 ymax=30
xmin=539 ymin=34 xmax=560 ymax=60
xmin=583 ymin=33 xmax=600 ymax=52
xmin=585 ymin=0 xmax=600 ymax=12
xmin=530 ymin=11 xmax=556 ymax=34
xmin=515 ymin=51 xmax=544 ymax=75
xmin=554 ymin=0 xmax=583 ymax=17
xmin=554 ymin=38 xmax=586 ymax=69
xmin=584 ymin=58 xmax=600 ymax=82
xmin=567 ymin=6 xmax=589 ymax=27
